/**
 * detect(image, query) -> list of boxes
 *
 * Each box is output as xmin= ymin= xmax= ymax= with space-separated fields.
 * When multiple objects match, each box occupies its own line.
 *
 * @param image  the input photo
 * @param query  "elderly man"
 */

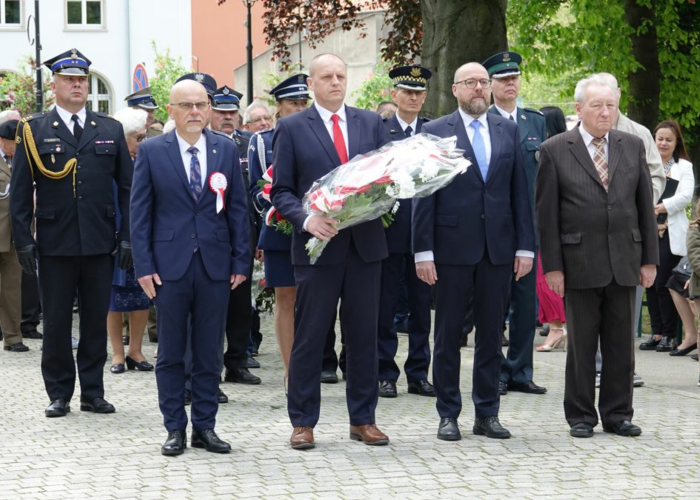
xmin=413 ymin=62 xmax=534 ymax=441
xmin=124 ymin=87 xmax=159 ymax=135
xmin=10 ymin=48 xmax=133 ymax=417
xmin=131 ymin=80 xmax=251 ymax=455
xmin=272 ymin=53 xmax=391 ymax=450
xmin=536 ymin=74 xmax=658 ymax=438
xmin=243 ymin=102 xmax=274 ymax=133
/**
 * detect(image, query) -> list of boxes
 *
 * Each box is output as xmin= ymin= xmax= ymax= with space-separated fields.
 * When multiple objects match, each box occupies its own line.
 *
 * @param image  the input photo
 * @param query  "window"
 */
xmin=66 ymin=0 xmax=103 ymax=29
xmin=1 ymin=0 xmax=22 ymax=26
xmin=86 ymin=73 xmax=111 ymax=114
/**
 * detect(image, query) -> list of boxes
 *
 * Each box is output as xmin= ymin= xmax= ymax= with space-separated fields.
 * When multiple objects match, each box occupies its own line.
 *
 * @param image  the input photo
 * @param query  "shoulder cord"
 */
xmin=21 ymin=119 xmax=77 ymax=198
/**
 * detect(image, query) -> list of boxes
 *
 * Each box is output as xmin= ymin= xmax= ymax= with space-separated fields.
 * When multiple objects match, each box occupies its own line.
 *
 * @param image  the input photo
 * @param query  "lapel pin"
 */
xmin=390 ymin=129 xmax=397 ymax=134
xmin=213 ymin=149 xmax=217 ymax=154
xmin=521 ymin=115 xmax=526 ymax=121
xmin=52 ymin=121 xmax=59 ymax=127
xmin=91 ymin=121 xmax=96 ymax=127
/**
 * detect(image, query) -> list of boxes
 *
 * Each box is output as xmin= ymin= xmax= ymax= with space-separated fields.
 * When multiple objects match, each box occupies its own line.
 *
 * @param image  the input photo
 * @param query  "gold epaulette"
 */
xmin=21 ymin=118 xmax=78 ymax=197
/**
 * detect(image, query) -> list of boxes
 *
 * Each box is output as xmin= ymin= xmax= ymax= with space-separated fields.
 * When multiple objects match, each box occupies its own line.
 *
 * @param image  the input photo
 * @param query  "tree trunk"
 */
xmin=624 ymin=0 xmax=660 ymax=131
xmin=420 ymin=0 xmax=507 ymax=118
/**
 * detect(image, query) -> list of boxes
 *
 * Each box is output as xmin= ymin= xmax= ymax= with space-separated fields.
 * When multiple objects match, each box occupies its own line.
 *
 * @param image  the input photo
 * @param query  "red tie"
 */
xmin=331 ymin=114 xmax=348 ymax=164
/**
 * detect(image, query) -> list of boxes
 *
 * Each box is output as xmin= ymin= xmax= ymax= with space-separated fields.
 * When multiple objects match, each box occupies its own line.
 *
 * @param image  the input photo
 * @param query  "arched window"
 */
xmin=86 ymin=72 xmax=111 ymax=114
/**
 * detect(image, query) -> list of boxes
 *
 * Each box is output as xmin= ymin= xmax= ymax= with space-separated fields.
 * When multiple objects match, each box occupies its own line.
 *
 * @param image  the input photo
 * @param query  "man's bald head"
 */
xmin=170 ymin=79 xmax=207 ymax=103
xmin=454 ymin=62 xmax=487 ymax=84
xmin=309 ymin=53 xmax=347 ymax=78
xmin=167 ymin=80 xmax=211 ymax=139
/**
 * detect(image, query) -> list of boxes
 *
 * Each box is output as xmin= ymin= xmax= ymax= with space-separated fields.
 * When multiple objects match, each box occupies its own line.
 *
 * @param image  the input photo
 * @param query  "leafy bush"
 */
xmin=0 ymin=56 xmax=54 ymax=117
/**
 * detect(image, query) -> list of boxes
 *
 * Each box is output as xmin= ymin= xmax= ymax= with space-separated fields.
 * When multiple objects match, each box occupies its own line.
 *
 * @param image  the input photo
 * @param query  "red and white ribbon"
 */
xmin=209 ymin=172 xmax=228 ymax=213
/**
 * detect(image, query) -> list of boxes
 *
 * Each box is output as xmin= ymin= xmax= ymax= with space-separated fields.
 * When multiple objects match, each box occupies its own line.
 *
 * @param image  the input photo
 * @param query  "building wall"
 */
xmin=233 ymin=10 xmax=389 ymax=109
xmin=0 ymin=0 xmax=192 ymax=114
xmin=191 ymin=0 xmax=267 ymax=91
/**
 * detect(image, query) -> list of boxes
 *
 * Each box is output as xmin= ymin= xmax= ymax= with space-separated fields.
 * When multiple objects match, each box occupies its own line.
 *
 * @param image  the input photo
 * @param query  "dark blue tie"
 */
xmin=469 ymin=120 xmax=489 ymax=180
xmin=404 ymin=125 xmax=413 ymax=138
xmin=187 ymin=146 xmax=202 ymax=201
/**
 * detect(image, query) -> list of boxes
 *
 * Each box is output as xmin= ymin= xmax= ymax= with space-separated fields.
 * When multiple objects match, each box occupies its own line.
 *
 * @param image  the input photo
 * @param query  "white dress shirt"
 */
xmin=578 ymin=125 xmax=610 ymax=163
xmin=314 ymin=102 xmax=349 ymax=158
xmin=395 ymin=114 xmax=418 ymax=136
xmin=54 ymin=105 xmax=86 ymax=134
xmin=493 ymin=103 xmax=517 ymax=122
xmin=175 ymin=131 xmax=207 ymax=187
xmin=415 ymin=110 xmax=533 ymax=263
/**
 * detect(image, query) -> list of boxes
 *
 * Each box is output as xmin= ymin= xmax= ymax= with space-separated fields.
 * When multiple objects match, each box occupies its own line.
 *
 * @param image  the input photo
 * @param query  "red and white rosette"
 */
xmin=209 ymin=172 xmax=228 ymax=213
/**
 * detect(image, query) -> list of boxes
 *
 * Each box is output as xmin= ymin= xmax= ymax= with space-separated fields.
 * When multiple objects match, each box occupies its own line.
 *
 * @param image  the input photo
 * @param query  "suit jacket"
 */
xmin=412 ymin=110 xmax=535 ymax=265
xmin=10 ymin=107 xmax=133 ymax=256
xmin=0 ymin=156 xmax=12 ymax=252
xmin=488 ymin=106 xmax=546 ymax=232
xmin=130 ymin=128 xmax=251 ymax=282
xmin=270 ymin=104 xmax=390 ymax=266
xmin=382 ymin=114 xmax=428 ymax=254
xmin=536 ymin=127 xmax=659 ymax=289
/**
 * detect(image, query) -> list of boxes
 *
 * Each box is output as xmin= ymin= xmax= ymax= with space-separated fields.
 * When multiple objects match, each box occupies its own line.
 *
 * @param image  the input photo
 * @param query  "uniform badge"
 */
xmin=209 ymin=172 xmax=228 ymax=214
xmin=52 ymin=121 xmax=59 ymax=128
xmin=389 ymin=129 xmax=397 ymax=134
xmin=55 ymin=145 xmax=62 ymax=152
xmin=15 ymin=136 xmax=21 ymax=145
xmin=91 ymin=121 xmax=96 ymax=127
xmin=410 ymin=67 xmax=422 ymax=77
xmin=223 ymin=87 xmax=230 ymax=95
xmin=298 ymin=75 xmax=304 ymax=83
xmin=521 ymin=115 xmax=526 ymax=121
xmin=213 ymin=149 xmax=217 ymax=154
xmin=195 ymin=73 xmax=204 ymax=83
xmin=503 ymin=53 xmax=511 ymax=62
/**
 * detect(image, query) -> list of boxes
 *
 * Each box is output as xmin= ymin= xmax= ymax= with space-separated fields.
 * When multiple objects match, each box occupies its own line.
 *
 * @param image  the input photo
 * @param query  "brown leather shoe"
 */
xmin=349 ymin=424 xmax=390 ymax=445
xmin=290 ymin=427 xmax=315 ymax=450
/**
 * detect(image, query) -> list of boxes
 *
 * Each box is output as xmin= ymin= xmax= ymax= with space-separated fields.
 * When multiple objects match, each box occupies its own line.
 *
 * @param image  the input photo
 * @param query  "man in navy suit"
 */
xmin=271 ymin=53 xmax=391 ymax=450
xmin=413 ymin=62 xmax=535 ymax=441
xmin=377 ymin=65 xmax=435 ymax=399
xmin=131 ymin=80 xmax=251 ymax=456
xmin=484 ymin=51 xmax=548 ymax=396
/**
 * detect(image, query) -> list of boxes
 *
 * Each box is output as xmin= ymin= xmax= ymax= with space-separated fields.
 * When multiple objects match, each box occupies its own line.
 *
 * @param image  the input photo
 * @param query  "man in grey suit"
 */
xmin=536 ymin=74 xmax=658 ymax=438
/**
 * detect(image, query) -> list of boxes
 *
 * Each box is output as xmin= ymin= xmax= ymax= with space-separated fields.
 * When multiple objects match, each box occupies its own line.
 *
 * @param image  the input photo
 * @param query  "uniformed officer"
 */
xmin=248 ymin=74 xmax=315 ymax=385
xmin=0 ymin=119 xmax=26 ymax=353
xmin=124 ymin=87 xmax=160 ymax=137
xmin=10 ymin=48 xmax=134 ymax=417
xmin=482 ymin=50 xmax=547 ymax=396
xmin=376 ymin=65 xmax=435 ymax=398
xmin=210 ymin=84 xmax=262 ymax=384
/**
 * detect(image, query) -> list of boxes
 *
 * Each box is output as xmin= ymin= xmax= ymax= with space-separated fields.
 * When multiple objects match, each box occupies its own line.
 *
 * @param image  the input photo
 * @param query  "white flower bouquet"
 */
xmin=303 ymin=133 xmax=470 ymax=264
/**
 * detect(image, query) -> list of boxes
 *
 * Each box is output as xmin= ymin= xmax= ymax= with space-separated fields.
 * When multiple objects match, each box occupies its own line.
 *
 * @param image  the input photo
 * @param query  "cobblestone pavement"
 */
xmin=1 ymin=315 xmax=699 ymax=499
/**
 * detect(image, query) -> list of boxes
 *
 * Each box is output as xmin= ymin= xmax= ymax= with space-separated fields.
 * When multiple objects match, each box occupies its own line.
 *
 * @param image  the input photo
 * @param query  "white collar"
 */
xmin=395 ymin=113 xmax=418 ymax=132
xmin=314 ymin=102 xmax=347 ymax=123
xmin=55 ymin=104 xmax=86 ymax=126
xmin=458 ymin=109 xmax=489 ymax=130
xmin=494 ymin=103 xmax=517 ymax=121
xmin=578 ymin=124 xmax=610 ymax=147
xmin=175 ymin=130 xmax=207 ymax=155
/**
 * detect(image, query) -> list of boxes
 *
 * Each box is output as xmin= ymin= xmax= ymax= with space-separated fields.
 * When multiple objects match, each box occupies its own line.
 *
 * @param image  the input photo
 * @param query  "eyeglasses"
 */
xmin=135 ymin=134 xmax=147 ymax=143
xmin=455 ymin=79 xmax=492 ymax=89
xmin=170 ymin=101 xmax=210 ymax=111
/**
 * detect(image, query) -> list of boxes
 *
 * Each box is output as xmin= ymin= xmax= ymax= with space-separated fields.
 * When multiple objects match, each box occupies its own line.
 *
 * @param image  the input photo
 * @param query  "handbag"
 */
xmin=672 ymin=256 xmax=692 ymax=281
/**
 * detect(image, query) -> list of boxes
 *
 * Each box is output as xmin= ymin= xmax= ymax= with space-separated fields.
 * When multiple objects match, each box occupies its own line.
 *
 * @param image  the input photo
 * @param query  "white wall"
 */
xmin=0 ymin=0 xmax=192 ymax=113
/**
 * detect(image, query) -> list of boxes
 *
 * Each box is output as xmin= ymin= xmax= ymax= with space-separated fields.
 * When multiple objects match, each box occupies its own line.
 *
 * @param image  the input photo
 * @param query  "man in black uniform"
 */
xmin=10 ymin=49 xmax=133 ymax=417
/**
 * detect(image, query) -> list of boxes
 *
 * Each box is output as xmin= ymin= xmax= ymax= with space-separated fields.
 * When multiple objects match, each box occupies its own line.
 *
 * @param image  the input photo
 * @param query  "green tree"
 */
xmin=149 ymin=41 xmax=189 ymax=123
xmin=351 ymin=59 xmax=394 ymax=111
xmin=0 ymin=56 xmax=54 ymax=116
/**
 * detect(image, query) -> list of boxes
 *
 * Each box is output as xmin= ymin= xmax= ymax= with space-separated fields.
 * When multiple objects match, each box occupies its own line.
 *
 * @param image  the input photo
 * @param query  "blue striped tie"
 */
xmin=187 ymin=146 xmax=202 ymax=201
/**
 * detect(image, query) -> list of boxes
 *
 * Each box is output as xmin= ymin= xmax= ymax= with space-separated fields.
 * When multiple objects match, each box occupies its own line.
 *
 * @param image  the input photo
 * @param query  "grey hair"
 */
xmin=0 ymin=109 xmax=21 ymax=124
xmin=243 ymin=101 xmax=270 ymax=124
xmin=574 ymin=74 xmax=615 ymax=105
xmin=162 ymin=119 xmax=176 ymax=134
xmin=592 ymin=72 xmax=618 ymax=92
xmin=113 ymin=107 xmax=148 ymax=136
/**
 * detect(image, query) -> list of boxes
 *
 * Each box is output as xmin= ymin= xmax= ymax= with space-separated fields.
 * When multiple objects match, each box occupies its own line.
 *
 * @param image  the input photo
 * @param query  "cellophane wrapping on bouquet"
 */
xmin=302 ymin=133 xmax=471 ymax=264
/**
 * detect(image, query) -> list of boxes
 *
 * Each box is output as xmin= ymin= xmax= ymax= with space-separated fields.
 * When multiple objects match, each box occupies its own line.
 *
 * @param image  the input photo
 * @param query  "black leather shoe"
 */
xmin=191 ymin=429 xmax=231 ymax=453
xmin=224 ymin=367 xmax=261 ymax=385
xmin=320 ymin=370 xmax=338 ymax=384
xmin=669 ymin=344 xmax=698 ymax=356
xmin=378 ymin=380 xmax=397 ymax=398
xmin=570 ymin=422 xmax=594 ymax=438
xmin=125 ymin=356 xmax=154 ymax=371
xmin=473 ymin=416 xmax=511 ymax=439
xmin=656 ymin=337 xmax=676 ymax=352
xmin=184 ymin=389 xmax=192 ymax=406
xmin=80 ymin=397 xmax=115 ymax=414
xmin=217 ymin=389 xmax=229 ymax=404
xmin=45 ymin=399 xmax=70 ymax=418
xmin=498 ymin=380 xmax=508 ymax=396
xmin=639 ymin=336 xmax=661 ymax=350
xmin=110 ymin=363 xmax=125 ymax=374
xmin=245 ymin=355 xmax=261 ymax=369
xmin=162 ymin=430 xmax=187 ymax=456
xmin=4 ymin=342 xmax=29 ymax=352
xmin=437 ymin=417 xmax=461 ymax=441
xmin=22 ymin=329 xmax=43 ymax=339
xmin=508 ymin=380 xmax=547 ymax=394
xmin=407 ymin=379 xmax=436 ymax=397
xmin=603 ymin=420 xmax=641 ymax=437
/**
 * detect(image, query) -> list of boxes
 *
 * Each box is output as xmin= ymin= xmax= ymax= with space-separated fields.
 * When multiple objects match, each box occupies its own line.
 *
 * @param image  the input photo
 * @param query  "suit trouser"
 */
xmin=0 ymin=249 xmax=23 ymax=346
xmin=288 ymin=245 xmax=381 ymax=427
xmin=39 ymin=255 xmax=112 ymax=401
xmin=595 ymin=285 xmax=643 ymax=373
xmin=500 ymin=250 xmax=538 ymax=385
xmin=20 ymin=268 xmax=41 ymax=334
xmin=433 ymin=253 xmax=511 ymax=419
xmin=377 ymin=252 xmax=432 ymax=383
xmin=564 ymin=281 xmax=635 ymax=428
xmin=154 ymin=251 xmax=230 ymax=431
